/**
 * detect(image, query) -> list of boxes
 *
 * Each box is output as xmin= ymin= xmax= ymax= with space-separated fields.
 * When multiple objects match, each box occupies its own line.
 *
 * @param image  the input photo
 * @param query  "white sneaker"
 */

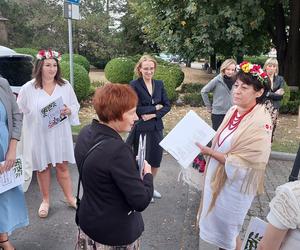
xmin=150 ymin=198 xmax=155 ymax=203
xmin=153 ymin=189 xmax=162 ymax=199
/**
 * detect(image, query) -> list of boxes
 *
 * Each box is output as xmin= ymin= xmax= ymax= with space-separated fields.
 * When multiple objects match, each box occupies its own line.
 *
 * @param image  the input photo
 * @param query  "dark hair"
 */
xmin=32 ymin=58 xmax=65 ymax=89
xmin=93 ymin=83 xmax=138 ymax=123
xmin=234 ymin=71 xmax=271 ymax=104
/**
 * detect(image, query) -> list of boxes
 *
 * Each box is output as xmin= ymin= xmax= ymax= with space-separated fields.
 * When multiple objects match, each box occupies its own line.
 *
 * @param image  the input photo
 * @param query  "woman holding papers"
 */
xmin=74 ymin=83 xmax=153 ymax=249
xmin=17 ymin=49 xmax=80 ymax=218
xmin=258 ymin=180 xmax=300 ymax=250
xmin=197 ymin=62 xmax=272 ymax=250
xmin=130 ymin=55 xmax=171 ymax=201
xmin=201 ymin=58 xmax=236 ymax=131
xmin=0 ymin=76 xmax=28 ymax=250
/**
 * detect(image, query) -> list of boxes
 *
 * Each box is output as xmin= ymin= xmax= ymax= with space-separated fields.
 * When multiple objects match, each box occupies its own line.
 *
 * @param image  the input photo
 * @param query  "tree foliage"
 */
xmin=130 ymin=0 xmax=300 ymax=86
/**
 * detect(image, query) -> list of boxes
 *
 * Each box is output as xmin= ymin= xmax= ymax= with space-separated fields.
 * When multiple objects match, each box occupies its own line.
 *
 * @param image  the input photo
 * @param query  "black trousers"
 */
xmin=211 ymin=113 xmax=225 ymax=131
xmin=289 ymin=144 xmax=300 ymax=182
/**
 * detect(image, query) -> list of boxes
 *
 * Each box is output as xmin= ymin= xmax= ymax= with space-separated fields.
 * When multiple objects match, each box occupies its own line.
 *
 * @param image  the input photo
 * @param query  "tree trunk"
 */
xmin=285 ymin=0 xmax=300 ymax=87
xmin=210 ymin=54 xmax=216 ymax=70
xmin=273 ymin=3 xmax=287 ymax=77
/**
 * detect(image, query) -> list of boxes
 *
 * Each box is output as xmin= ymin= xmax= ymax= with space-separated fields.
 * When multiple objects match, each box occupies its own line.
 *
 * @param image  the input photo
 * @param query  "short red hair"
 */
xmin=93 ymin=83 xmax=138 ymax=123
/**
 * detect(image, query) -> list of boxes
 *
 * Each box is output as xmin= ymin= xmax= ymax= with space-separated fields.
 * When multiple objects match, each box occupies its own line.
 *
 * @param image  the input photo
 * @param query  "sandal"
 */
xmin=38 ymin=201 xmax=49 ymax=218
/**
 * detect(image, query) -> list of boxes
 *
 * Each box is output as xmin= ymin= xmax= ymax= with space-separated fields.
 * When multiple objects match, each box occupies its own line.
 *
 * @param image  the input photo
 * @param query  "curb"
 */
xmin=270 ymin=151 xmax=296 ymax=161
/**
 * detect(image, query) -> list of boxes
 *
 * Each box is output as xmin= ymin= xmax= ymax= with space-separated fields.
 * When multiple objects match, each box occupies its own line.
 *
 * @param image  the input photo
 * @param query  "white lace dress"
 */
xmin=199 ymin=127 xmax=255 ymax=250
xmin=17 ymin=79 xmax=80 ymax=171
xmin=267 ymin=180 xmax=300 ymax=250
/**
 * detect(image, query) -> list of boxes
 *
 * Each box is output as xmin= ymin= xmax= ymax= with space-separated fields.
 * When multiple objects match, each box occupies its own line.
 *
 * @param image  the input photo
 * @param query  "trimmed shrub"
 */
xmin=280 ymin=100 xmax=300 ymax=114
xmin=61 ymin=54 xmax=90 ymax=72
xmin=13 ymin=48 xmax=38 ymax=57
xmin=60 ymin=61 xmax=91 ymax=102
xmin=180 ymin=83 xmax=204 ymax=93
xmin=104 ymin=57 xmax=135 ymax=83
xmin=281 ymin=82 xmax=290 ymax=106
xmin=243 ymin=55 xmax=268 ymax=67
xmin=154 ymin=65 xmax=179 ymax=102
xmin=183 ymin=93 xmax=204 ymax=107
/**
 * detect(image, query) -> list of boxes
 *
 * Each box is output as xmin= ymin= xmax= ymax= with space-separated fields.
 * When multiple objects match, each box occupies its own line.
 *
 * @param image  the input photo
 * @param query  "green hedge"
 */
xmin=61 ymin=54 xmax=90 ymax=72
xmin=60 ymin=61 xmax=91 ymax=102
xmin=183 ymin=93 xmax=204 ymax=107
xmin=179 ymin=83 xmax=204 ymax=93
xmin=243 ymin=55 xmax=268 ymax=67
xmin=13 ymin=48 xmax=38 ymax=57
xmin=281 ymin=82 xmax=291 ymax=106
xmin=280 ymin=100 xmax=300 ymax=114
xmin=104 ymin=57 xmax=136 ymax=83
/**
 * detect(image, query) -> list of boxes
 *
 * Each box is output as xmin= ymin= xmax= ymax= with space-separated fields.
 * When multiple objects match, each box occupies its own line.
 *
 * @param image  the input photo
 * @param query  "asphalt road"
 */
xmin=12 ymin=153 xmax=200 ymax=250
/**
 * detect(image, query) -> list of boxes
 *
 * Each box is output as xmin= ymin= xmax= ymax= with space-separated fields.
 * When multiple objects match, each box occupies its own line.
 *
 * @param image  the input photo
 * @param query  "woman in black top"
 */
xmin=74 ymin=84 xmax=153 ymax=249
xmin=130 ymin=55 xmax=171 ymax=201
xmin=263 ymin=58 xmax=285 ymax=141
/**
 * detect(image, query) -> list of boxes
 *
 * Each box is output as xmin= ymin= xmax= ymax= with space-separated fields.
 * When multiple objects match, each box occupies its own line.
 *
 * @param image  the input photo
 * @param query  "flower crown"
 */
xmin=237 ymin=61 xmax=268 ymax=85
xmin=36 ymin=49 xmax=62 ymax=61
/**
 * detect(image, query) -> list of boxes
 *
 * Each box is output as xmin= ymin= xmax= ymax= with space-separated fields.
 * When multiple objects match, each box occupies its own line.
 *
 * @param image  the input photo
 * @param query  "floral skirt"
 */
xmin=76 ymin=229 xmax=140 ymax=250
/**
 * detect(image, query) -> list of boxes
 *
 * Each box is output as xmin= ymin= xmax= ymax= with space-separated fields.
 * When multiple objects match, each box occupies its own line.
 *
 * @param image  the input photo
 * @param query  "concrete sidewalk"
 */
xmin=199 ymin=158 xmax=294 ymax=250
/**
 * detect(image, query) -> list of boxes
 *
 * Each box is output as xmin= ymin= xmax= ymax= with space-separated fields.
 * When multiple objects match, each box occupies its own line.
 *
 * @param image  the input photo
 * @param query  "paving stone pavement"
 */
xmin=199 ymin=158 xmax=294 ymax=250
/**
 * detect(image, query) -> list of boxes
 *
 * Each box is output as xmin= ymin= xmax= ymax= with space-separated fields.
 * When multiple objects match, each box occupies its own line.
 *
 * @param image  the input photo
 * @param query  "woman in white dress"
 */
xmin=197 ymin=61 xmax=272 ymax=250
xmin=17 ymin=49 xmax=80 ymax=218
xmin=258 ymin=180 xmax=300 ymax=250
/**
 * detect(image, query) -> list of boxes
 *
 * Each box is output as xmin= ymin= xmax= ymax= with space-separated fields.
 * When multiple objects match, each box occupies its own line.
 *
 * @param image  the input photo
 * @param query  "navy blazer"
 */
xmin=130 ymin=78 xmax=171 ymax=132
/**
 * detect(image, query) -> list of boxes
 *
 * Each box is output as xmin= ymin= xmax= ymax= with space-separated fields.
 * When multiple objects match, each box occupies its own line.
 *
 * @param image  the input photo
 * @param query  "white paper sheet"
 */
xmin=159 ymin=110 xmax=216 ymax=168
xmin=137 ymin=134 xmax=146 ymax=179
xmin=241 ymin=217 xmax=267 ymax=249
xmin=0 ymin=157 xmax=24 ymax=194
xmin=40 ymin=96 xmax=67 ymax=129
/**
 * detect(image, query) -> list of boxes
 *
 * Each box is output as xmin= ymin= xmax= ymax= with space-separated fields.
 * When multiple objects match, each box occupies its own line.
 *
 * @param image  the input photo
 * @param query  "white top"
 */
xmin=267 ymin=180 xmax=300 ymax=250
xmin=17 ymin=79 xmax=80 ymax=171
xmin=199 ymin=127 xmax=255 ymax=250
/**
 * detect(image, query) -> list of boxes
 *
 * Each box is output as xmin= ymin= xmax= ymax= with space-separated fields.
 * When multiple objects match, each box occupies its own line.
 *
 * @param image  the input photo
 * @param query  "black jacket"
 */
xmin=74 ymin=120 xmax=153 ymax=245
xmin=130 ymin=78 xmax=171 ymax=131
xmin=266 ymin=75 xmax=285 ymax=109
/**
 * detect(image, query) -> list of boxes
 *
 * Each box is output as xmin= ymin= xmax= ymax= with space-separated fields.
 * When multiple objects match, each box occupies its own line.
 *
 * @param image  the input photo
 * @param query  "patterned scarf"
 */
xmin=207 ymin=104 xmax=272 ymax=213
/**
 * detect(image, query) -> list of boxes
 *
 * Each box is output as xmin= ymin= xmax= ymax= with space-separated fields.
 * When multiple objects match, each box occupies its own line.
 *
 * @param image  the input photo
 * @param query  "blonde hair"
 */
xmin=134 ymin=55 xmax=157 ymax=78
xmin=263 ymin=58 xmax=279 ymax=75
xmin=220 ymin=58 xmax=237 ymax=76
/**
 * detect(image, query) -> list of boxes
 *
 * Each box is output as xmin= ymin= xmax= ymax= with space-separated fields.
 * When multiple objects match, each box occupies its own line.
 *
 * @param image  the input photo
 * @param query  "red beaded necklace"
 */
xmin=217 ymin=105 xmax=256 ymax=147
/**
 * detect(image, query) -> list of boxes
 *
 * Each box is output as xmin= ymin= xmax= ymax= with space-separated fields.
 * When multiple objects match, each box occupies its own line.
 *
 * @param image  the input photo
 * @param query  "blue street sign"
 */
xmin=67 ymin=0 xmax=80 ymax=5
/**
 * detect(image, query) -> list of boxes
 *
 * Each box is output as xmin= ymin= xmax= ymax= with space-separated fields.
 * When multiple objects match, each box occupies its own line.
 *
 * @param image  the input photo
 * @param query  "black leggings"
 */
xmin=211 ymin=113 xmax=225 ymax=131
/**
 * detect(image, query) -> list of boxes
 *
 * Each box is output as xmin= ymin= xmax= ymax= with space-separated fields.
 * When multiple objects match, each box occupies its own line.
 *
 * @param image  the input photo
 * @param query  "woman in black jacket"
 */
xmin=130 ymin=55 xmax=171 ymax=201
xmin=74 ymin=83 xmax=153 ymax=250
xmin=263 ymin=58 xmax=285 ymax=141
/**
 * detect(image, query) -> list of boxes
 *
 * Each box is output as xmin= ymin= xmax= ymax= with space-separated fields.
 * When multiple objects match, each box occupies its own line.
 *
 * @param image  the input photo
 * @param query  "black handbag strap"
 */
xmin=76 ymin=141 xmax=103 ymax=207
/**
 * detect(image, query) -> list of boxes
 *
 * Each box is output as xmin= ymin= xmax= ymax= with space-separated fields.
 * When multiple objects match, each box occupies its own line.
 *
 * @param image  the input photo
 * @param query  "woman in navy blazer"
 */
xmin=130 ymin=55 xmax=171 ymax=200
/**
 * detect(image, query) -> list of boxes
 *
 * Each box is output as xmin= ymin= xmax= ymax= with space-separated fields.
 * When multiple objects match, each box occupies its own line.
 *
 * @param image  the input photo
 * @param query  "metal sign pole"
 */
xmin=68 ymin=18 xmax=74 ymax=87
xmin=64 ymin=0 xmax=80 ymax=88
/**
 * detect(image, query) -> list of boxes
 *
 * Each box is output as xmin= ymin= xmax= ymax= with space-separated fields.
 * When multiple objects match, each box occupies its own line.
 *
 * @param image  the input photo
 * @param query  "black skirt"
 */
xmin=133 ymin=130 xmax=163 ymax=168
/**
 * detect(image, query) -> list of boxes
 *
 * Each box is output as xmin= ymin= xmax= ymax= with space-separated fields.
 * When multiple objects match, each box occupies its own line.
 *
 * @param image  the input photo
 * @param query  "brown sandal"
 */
xmin=38 ymin=201 xmax=49 ymax=218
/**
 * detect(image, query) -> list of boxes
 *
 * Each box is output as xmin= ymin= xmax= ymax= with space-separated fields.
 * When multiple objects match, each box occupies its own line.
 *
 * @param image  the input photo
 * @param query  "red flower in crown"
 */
xmin=260 ymin=72 xmax=267 ymax=78
xmin=250 ymin=65 xmax=261 ymax=73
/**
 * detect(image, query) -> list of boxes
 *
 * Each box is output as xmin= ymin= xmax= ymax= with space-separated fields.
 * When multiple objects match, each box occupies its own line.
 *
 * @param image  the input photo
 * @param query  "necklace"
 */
xmin=217 ymin=105 xmax=256 ymax=147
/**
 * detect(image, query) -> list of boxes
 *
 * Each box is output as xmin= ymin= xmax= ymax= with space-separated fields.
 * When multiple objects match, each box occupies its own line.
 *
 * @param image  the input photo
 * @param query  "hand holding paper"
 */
xmin=159 ymin=110 xmax=216 ymax=168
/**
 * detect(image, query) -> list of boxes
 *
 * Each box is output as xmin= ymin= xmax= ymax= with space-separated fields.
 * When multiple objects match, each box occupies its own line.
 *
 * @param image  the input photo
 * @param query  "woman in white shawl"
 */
xmin=197 ymin=62 xmax=272 ymax=250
